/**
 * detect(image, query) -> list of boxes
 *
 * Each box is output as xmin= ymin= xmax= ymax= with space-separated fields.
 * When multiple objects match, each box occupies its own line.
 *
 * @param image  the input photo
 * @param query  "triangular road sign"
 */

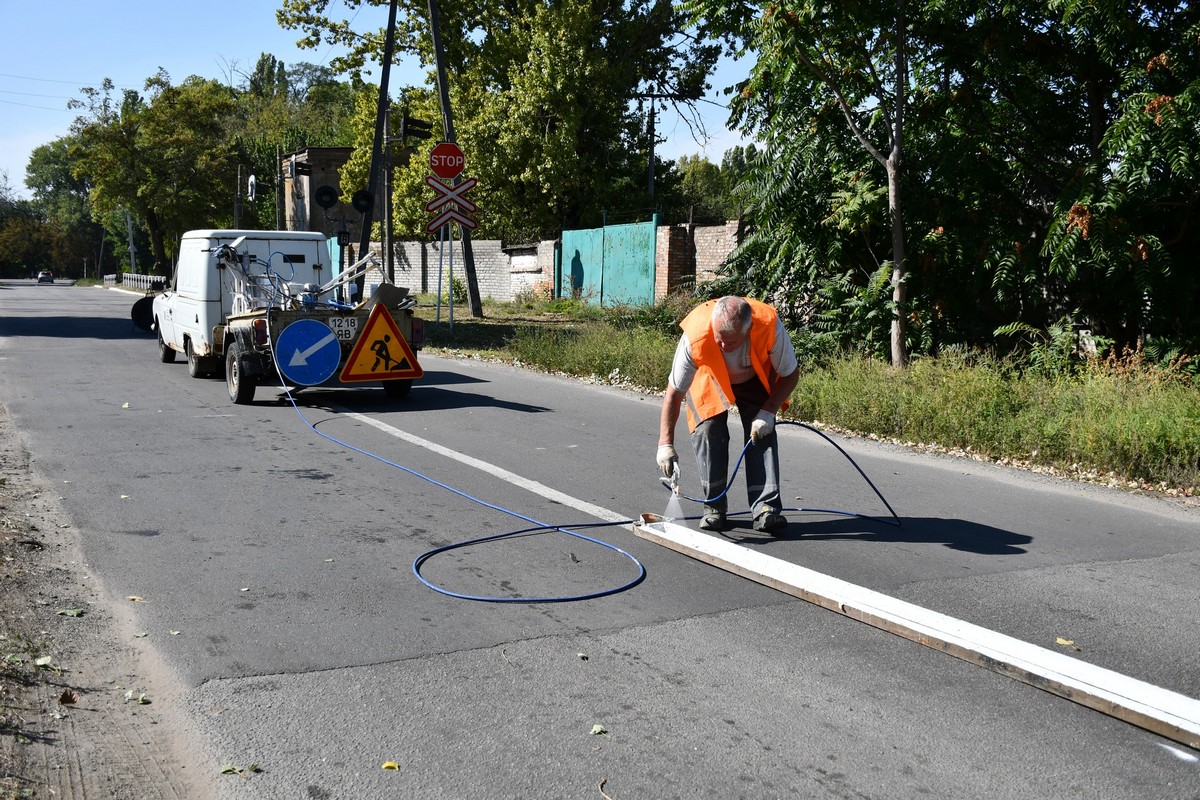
xmin=339 ymin=303 xmax=424 ymax=382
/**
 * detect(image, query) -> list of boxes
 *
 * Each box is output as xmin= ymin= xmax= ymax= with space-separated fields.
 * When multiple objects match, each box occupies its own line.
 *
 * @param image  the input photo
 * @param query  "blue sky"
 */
xmin=0 ymin=0 xmax=749 ymax=200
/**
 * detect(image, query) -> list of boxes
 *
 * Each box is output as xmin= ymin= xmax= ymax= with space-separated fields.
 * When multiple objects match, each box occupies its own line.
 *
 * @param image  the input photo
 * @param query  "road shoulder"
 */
xmin=0 ymin=405 xmax=205 ymax=799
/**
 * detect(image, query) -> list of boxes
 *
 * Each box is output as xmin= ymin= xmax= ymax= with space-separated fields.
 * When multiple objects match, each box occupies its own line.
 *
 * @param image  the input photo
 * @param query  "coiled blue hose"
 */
xmin=274 ymin=383 xmax=646 ymax=603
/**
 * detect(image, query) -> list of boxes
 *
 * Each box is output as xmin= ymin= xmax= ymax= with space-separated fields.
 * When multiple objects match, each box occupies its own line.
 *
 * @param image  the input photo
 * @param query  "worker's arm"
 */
xmin=763 ymin=369 xmax=799 ymax=417
xmin=656 ymin=384 xmax=685 ymax=478
xmin=659 ymin=384 xmax=684 ymax=446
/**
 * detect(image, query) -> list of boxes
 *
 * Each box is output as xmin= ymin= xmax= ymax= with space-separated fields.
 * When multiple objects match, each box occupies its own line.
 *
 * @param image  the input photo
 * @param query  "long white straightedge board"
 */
xmin=631 ymin=517 xmax=1200 ymax=751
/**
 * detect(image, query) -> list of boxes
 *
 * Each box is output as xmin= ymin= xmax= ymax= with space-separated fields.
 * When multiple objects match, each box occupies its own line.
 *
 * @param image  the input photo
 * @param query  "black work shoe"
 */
xmin=699 ymin=512 xmax=726 ymax=531
xmin=753 ymin=511 xmax=787 ymax=533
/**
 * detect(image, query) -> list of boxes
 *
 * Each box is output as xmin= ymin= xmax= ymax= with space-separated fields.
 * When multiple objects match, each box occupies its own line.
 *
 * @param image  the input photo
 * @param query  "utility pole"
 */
xmin=383 ymin=102 xmax=395 ymax=283
xmin=234 ymin=164 xmax=243 ymax=228
xmin=275 ymin=145 xmax=284 ymax=230
xmin=639 ymin=90 xmax=684 ymax=201
xmin=355 ymin=0 xmax=400 ymax=297
xmin=647 ymin=96 xmax=656 ymax=199
xmin=428 ymin=0 xmax=483 ymax=317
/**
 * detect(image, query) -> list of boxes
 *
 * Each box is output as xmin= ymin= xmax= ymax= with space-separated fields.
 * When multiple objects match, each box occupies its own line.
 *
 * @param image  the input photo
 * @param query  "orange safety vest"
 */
xmin=679 ymin=298 xmax=787 ymax=432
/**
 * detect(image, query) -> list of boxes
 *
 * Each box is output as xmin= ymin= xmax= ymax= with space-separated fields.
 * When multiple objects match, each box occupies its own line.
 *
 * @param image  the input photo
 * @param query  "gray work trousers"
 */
xmin=690 ymin=379 xmax=782 ymax=518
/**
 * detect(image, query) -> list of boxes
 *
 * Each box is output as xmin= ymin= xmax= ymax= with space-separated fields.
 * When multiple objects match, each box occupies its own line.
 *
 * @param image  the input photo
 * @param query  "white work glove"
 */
xmin=750 ymin=409 xmax=776 ymax=441
xmin=656 ymin=444 xmax=679 ymax=479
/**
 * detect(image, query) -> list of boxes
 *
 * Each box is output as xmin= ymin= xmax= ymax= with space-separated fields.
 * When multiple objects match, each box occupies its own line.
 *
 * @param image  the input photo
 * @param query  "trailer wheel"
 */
xmin=226 ymin=343 xmax=257 ymax=404
xmin=157 ymin=325 xmax=176 ymax=363
xmin=383 ymin=379 xmax=412 ymax=399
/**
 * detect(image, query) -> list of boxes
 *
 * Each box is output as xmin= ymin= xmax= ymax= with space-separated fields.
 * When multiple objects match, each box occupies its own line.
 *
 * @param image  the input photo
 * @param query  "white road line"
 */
xmin=337 ymin=409 xmax=1200 ymax=750
xmin=340 ymin=411 xmax=629 ymax=523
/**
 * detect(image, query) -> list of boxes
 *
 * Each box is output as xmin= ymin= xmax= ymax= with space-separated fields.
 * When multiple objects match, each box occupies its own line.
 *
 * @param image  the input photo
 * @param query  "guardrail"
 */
xmin=104 ymin=273 xmax=166 ymax=292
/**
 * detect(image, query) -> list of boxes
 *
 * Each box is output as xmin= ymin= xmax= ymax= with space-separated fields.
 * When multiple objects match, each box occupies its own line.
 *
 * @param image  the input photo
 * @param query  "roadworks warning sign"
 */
xmin=339 ymin=303 xmax=424 ymax=382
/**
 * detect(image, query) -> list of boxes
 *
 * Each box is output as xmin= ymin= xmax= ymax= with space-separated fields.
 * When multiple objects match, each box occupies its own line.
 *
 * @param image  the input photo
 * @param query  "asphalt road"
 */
xmin=1 ymin=280 xmax=1198 ymax=799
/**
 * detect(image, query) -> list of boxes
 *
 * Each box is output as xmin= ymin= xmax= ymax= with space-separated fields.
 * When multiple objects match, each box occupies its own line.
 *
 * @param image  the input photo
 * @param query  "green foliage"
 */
xmin=659 ymin=153 xmax=740 ymax=224
xmin=507 ymin=321 xmax=677 ymax=390
xmin=994 ymin=316 xmax=1081 ymax=379
xmin=685 ymin=0 xmax=1200 ymax=362
xmin=281 ymin=0 xmax=720 ymax=241
xmin=68 ymin=72 xmax=240 ymax=265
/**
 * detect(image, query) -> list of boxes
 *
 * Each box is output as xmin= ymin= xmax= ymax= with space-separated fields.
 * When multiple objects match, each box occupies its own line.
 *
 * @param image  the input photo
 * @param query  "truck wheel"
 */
xmin=383 ymin=379 xmax=412 ymax=399
xmin=186 ymin=340 xmax=214 ymax=378
xmin=157 ymin=325 xmax=176 ymax=363
xmin=226 ymin=343 xmax=256 ymax=404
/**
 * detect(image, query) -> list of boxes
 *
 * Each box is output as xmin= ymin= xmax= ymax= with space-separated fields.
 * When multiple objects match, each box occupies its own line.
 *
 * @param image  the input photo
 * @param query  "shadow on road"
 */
xmin=284 ymin=376 xmax=551 ymax=415
xmin=722 ymin=513 xmax=1032 ymax=555
xmin=0 ymin=313 xmax=153 ymax=341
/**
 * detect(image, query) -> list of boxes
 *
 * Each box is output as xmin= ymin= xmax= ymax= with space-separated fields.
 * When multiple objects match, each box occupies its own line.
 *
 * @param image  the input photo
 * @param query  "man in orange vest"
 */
xmin=657 ymin=296 xmax=800 ymax=533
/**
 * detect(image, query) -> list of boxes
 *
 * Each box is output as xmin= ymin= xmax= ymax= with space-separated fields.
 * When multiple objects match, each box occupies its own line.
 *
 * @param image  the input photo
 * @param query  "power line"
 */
xmin=0 ymin=71 xmax=140 ymax=90
xmin=0 ymin=89 xmax=77 ymax=100
xmin=0 ymin=98 xmax=73 ymax=112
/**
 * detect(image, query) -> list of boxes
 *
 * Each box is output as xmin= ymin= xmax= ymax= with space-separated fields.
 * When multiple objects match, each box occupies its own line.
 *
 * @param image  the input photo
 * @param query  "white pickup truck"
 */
xmin=152 ymin=229 xmax=422 ymax=403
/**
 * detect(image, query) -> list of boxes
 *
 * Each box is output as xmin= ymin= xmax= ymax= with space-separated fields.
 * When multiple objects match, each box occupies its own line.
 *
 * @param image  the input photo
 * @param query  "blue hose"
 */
xmin=669 ymin=421 xmax=900 ymax=527
xmin=276 ymin=390 xmax=646 ymax=603
xmin=276 ymin=370 xmax=897 ymax=601
xmin=672 ymin=422 xmax=897 ymax=527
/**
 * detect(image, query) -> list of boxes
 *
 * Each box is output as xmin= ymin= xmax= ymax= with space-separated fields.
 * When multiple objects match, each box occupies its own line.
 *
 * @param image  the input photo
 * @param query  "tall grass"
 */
xmin=507 ymin=321 xmax=676 ymax=390
xmin=416 ymin=297 xmax=1200 ymax=493
xmin=795 ymin=354 xmax=1200 ymax=491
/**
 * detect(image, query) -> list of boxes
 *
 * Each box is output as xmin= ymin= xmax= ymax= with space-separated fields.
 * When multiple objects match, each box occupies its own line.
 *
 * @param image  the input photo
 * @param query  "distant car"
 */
xmin=36 ymin=270 xmax=53 ymax=283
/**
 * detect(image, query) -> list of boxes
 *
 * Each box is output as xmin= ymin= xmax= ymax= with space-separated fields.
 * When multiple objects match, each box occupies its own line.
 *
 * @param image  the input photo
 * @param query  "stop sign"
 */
xmin=429 ymin=141 xmax=465 ymax=180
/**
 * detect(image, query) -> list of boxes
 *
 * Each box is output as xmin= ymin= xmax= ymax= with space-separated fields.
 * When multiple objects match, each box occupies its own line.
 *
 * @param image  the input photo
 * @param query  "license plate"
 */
xmin=329 ymin=316 xmax=359 ymax=341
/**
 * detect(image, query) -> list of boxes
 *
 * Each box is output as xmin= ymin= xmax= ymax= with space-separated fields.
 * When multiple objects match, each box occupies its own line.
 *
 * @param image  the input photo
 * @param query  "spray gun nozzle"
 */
xmin=659 ymin=464 xmax=681 ymax=495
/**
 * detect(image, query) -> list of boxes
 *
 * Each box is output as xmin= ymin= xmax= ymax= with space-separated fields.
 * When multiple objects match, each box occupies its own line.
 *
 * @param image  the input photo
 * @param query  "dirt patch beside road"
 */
xmin=0 ymin=406 xmax=204 ymax=799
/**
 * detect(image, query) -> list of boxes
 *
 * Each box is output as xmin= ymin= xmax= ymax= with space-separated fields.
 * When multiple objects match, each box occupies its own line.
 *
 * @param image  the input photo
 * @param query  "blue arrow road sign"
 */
xmin=276 ymin=318 xmax=341 ymax=386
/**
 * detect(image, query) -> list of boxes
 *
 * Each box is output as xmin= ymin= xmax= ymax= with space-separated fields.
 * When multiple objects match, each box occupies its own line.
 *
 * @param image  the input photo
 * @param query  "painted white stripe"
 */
xmin=633 ymin=518 xmax=1200 ymax=750
xmin=340 ymin=411 xmax=628 ymax=523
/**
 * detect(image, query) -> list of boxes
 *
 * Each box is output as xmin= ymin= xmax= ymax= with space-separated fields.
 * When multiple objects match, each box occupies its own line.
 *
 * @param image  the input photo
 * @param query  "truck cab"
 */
xmin=153 ymin=230 xmax=329 ymax=376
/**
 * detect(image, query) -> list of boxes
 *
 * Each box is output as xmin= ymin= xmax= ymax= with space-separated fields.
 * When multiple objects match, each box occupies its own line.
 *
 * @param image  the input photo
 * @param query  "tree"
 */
xmin=24 ymin=136 xmax=112 ymax=278
xmin=231 ymin=57 xmax=361 ymax=229
xmin=689 ymin=0 xmax=919 ymax=366
xmin=1030 ymin=0 xmax=1200 ymax=350
xmin=69 ymin=72 xmax=239 ymax=267
xmin=691 ymin=1 xmax=1200 ymax=360
xmin=661 ymin=153 xmax=735 ymax=224
xmin=278 ymin=0 xmax=720 ymax=241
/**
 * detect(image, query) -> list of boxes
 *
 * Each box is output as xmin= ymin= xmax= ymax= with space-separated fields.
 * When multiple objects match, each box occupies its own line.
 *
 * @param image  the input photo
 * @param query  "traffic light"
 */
xmin=401 ymin=115 xmax=434 ymax=141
